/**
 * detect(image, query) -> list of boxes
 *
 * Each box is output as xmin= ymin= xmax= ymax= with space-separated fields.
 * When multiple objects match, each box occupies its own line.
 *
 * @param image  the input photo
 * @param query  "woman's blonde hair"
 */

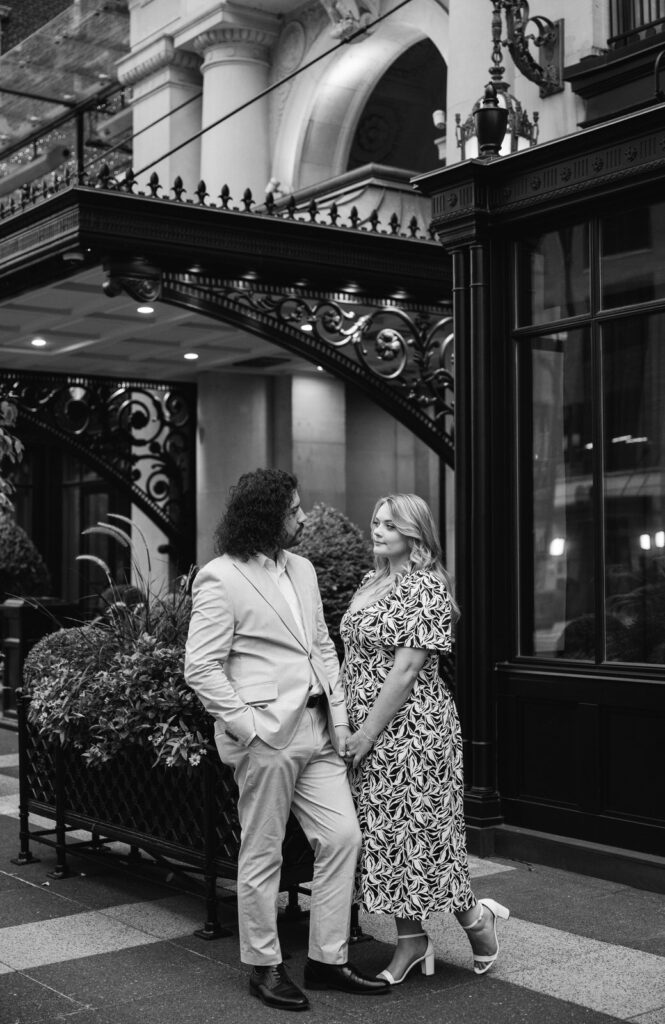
xmin=356 ymin=493 xmax=460 ymax=621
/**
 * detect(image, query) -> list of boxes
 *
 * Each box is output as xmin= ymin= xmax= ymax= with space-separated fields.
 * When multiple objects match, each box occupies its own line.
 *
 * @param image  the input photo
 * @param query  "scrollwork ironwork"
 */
xmin=102 ymin=257 xmax=162 ymax=303
xmin=0 ymin=371 xmax=196 ymax=567
xmin=163 ymin=274 xmax=454 ymax=462
xmin=497 ymin=0 xmax=564 ymax=98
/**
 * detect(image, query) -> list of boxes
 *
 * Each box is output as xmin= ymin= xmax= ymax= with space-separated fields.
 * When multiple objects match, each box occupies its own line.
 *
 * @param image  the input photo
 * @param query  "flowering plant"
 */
xmin=22 ymin=515 xmax=210 ymax=769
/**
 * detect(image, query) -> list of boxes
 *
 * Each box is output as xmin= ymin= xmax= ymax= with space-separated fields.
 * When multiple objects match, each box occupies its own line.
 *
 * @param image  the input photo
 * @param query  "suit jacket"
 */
xmin=184 ymin=551 xmax=348 ymax=749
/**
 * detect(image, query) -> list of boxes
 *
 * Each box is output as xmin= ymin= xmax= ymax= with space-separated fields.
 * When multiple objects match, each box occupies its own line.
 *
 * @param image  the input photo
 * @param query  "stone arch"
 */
xmin=272 ymin=0 xmax=449 ymax=191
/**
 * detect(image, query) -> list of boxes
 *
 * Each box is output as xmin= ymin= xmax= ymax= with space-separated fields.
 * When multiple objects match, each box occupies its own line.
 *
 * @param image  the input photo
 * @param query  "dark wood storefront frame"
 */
xmin=416 ymin=102 xmax=665 ymax=882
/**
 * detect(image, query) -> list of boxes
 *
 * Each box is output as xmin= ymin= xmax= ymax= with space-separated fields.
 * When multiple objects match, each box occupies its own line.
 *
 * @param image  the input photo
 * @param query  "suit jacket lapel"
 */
xmin=233 ymin=559 xmax=307 ymax=651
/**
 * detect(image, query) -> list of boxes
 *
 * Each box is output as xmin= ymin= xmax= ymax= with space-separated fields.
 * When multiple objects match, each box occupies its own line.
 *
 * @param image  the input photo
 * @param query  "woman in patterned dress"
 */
xmin=340 ymin=494 xmax=509 ymax=985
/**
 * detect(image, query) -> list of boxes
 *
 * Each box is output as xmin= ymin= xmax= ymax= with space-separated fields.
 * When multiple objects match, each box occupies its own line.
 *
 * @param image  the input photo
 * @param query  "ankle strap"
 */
xmin=461 ymin=907 xmax=484 ymax=931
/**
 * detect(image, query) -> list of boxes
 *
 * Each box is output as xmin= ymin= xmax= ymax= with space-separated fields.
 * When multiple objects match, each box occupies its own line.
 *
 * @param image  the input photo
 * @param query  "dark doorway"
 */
xmin=347 ymin=39 xmax=446 ymax=174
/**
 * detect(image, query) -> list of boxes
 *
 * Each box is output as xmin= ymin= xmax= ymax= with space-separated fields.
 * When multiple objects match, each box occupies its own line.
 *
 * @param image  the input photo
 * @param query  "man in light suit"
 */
xmin=185 ymin=468 xmax=389 ymax=1011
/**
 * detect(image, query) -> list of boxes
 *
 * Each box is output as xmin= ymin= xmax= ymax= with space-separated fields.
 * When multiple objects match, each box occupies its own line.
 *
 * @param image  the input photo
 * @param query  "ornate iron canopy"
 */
xmin=0 ymin=175 xmax=455 ymax=461
xmin=164 ymin=273 xmax=454 ymax=461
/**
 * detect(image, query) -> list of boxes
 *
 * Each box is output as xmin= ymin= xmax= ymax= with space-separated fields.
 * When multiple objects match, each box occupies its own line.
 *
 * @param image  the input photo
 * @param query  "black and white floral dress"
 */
xmin=340 ymin=569 xmax=473 ymax=919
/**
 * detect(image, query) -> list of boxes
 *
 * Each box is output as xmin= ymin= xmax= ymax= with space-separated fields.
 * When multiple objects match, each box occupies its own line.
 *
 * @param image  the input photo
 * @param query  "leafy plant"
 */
xmin=22 ymin=515 xmax=209 ymax=769
xmin=0 ymin=511 xmax=52 ymax=598
xmin=298 ymin=502 xmax=373 ymax=655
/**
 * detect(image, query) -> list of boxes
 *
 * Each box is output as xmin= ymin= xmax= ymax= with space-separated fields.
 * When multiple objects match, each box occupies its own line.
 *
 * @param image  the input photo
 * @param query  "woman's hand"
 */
xmin=345 ymin=726 xmax=375 ymax=768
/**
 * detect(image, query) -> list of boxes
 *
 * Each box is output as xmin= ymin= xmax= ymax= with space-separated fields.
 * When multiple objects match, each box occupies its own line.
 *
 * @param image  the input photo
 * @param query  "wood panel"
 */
xmin=496 ymin=665 xmax=665 ymax=856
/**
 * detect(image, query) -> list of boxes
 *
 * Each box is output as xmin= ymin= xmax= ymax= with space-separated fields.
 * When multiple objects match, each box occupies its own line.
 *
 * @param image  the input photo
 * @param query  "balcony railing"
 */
xmin=609 ymin=0 xmax=665 ymax=47
xmin=0 ymin=86 xmax=132 ymax=205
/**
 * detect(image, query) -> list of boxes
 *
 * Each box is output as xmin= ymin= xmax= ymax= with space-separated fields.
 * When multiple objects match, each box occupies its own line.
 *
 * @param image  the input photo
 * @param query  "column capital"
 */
xmin=175 ymin=3 xmax=280 ymax=54
xmin=117 ymin=36 xmax=202 ymax=88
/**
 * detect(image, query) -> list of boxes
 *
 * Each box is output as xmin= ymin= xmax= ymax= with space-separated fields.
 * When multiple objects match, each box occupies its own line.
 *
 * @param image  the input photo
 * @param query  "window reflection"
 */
xmin=603 ymin=314 xmax=665 ymax=663
xmin=520 ymin=330 xmax=596 ymax=658
xmin=601 ymin=203 xmax=665 ymax=308
xmin=517 ymin=222 xmax=590 ymax=326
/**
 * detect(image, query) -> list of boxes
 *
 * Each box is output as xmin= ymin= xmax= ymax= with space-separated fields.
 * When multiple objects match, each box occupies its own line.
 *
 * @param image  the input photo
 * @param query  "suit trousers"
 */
xmin=216 ymin=704 xmax=362 ymax=966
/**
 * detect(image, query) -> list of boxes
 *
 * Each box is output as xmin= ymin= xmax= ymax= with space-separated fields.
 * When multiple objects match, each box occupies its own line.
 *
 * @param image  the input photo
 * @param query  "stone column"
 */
xmin=117 ymin=37 xmax=203 ymax=193
xmin=181 ymin=10 xmax=279 ymax=201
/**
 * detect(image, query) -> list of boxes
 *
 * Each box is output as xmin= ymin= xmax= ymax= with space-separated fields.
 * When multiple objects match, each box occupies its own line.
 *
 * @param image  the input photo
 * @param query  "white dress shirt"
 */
xmin=256 ymin=551 xmax=322 ymax=695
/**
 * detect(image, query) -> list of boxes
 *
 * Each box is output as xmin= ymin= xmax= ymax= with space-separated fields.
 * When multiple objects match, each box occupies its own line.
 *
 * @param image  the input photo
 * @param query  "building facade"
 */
xmin=1 ymin=0 xmax=664 ymax=879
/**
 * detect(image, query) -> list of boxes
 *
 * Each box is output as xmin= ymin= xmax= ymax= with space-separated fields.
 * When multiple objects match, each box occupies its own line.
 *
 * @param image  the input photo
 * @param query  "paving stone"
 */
xmin=0 ymin=909 xmax=158 ymax=970
xmin=25 ymin=940 xmax=241 ymax=1009
xmin=101 ymin=894 xmax=209 ymax=939
xmin=0 ymin=971 xmax=88 ymax=1024
xmin=42 ymin=868 xmax=183 ymax=911
xmin=628 ymin=1009 xmax=665 ymax=1024
xmin=0 ymin=730 xmax=18 ymax=758
xmin=506 ymin=944 xmax=665 ymax=1018
xmin=0 ymin=885 xmax=85 ymax=930
xmin=0 ymin=776 xmax=18 ymax=798
xmin=33 ymin=1012 xmax=116 ymax=1024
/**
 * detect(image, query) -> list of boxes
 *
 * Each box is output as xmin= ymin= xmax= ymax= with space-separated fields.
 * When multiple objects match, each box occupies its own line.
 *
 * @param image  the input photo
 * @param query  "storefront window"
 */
xmin=601 ymin=202 xmax=665 ymax=309
xmin=603 ymin=313 xmax=665 ymax=663
xmin=519 ymin=330 xmax=595 ymax=657
xmin=516 ymin=222 xmax=590 ymax=326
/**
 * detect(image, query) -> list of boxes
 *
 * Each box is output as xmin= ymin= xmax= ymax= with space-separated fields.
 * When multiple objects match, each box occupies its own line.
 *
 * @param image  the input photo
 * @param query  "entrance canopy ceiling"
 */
xmin=0 ymin=180 xmax=454 ymax=458
xmin=0 ymin=0 xmax=129 ymax=157
xmin=0 ymin=264 xmax=316 ymax=381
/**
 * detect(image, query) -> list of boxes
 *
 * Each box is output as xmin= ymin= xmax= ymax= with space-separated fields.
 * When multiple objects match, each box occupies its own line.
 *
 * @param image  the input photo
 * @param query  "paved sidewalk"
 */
xmin=1 ymin=726 xmax=664 ymax=1024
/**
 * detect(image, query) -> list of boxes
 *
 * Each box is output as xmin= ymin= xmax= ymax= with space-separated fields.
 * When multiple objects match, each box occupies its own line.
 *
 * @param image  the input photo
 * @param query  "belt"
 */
xmin=306 ymin=693 xmax=325 ymax=708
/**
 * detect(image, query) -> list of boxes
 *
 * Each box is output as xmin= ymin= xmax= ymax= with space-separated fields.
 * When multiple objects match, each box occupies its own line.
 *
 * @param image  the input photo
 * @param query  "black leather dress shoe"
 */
xmin=249 ymin=963 xmax=310 ymax=1011
xmin=303 ymin=958 xmax=391 ymax=995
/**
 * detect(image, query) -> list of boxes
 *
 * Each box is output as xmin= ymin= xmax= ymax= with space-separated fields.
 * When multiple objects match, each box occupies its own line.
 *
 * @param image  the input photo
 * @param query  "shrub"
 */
xmin=22 ymin=513 xmax=208 ymax=769
xmin=22 ymin=581 xmax=210 ymax=769
xmin=298 ymin=503 xmax=373 ymax=655
xmin=0 ymin=511 xmax=52 ymax=597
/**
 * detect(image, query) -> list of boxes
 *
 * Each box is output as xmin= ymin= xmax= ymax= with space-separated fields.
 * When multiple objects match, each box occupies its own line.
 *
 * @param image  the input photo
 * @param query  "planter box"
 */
xmin=14 ymin=696 xmax=314 ymax=937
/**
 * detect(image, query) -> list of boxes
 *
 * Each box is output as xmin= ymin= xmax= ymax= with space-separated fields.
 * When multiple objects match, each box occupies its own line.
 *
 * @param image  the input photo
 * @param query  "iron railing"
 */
xmin=609 ymin=0 xmax=665 ymax=47
xmin=0 ymin=85 xmax=132 ymax=205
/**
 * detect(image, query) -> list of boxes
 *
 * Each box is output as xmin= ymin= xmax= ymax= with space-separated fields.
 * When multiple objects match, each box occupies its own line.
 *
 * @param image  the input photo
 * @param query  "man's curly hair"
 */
xmin=214 ymin=468 xmax=298 ymax=560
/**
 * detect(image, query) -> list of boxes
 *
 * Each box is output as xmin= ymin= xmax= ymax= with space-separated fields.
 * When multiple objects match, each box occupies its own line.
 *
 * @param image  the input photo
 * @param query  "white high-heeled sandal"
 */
xmin=377 ymin=932 xmax=435 ymax=985
xmin=462 ymin=898 xmax=510 ymax=975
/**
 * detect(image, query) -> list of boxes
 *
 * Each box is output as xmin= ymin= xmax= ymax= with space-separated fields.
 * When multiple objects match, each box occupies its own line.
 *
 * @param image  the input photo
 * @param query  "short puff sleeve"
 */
xmin=381 ymin=570 xmax=452 ymax=652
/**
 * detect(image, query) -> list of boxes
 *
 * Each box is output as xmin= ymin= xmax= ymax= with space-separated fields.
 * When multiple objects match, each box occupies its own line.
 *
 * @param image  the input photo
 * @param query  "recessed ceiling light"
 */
xmin=31 ymin=337 xmax=47 ymax=347
xmin=316 ymin=365 xmax=324 ymax=372
xmin=136 ymin=306 xmax=154 ymax=315
xmin=183 ymin=352 xmax=199 ymax=360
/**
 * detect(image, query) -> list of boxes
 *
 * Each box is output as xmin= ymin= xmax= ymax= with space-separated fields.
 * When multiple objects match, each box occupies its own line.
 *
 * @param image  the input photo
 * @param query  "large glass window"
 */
xmin=516 ymin=212 xmax=665 ymax=666
xmin=600 ymin=202 xmax=665 ymax=309
xmin=603 ymin=313 xmax=665 ymax=663
xmin=519 ymin=330 xmax=595 ymax=657
xmin=516 ymin=222 xmax=590 ymax=326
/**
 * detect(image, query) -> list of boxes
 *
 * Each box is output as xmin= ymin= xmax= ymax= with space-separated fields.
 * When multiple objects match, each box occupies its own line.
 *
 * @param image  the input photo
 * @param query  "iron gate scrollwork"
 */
xmin=0 ymin=370 xmax=196 ymax=568
xmin=159 ymin=273 xmax=455 ymax=463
